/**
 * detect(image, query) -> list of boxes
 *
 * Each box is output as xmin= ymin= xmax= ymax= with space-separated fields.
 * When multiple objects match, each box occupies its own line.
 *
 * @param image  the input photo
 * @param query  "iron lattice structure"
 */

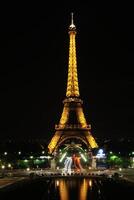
xmin=48 ymin=14 xmax=98 ymax=154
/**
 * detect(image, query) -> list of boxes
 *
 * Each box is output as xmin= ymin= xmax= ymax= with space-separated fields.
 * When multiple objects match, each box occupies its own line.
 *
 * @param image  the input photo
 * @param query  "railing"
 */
xmin=63 ymin=98 xmax=83 ymax=104
xmin=55 ymin=124 xmax=91 ymax=130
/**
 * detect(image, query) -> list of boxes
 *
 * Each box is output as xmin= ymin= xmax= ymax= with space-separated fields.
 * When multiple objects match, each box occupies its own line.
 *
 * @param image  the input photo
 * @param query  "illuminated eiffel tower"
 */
xmin=48 ymin=13 xmax=98 ymax=154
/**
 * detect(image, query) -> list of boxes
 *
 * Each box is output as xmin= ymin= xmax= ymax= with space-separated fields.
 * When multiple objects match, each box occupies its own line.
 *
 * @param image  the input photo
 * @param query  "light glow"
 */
xmin=30 ymin=156 xmax=33 ymax=159
xmin=86 ymin=135 xmax=98 ymax=148
xmin=96 ymin=149 xmax=106 ymax=158
xmin=59 ymin=152 xmax=67 ymax=162
xmin=80 ymin=152 xmax=87 ymax=162
xmin=8 ymin=164 xmax=11 ymax=168
xmin=56 ymin=180 xmax=59 ymax=187
xmin=89 ymin=180 xmax=92 ymax=187
xmin=66 ymin=28 xmax=80 ymax=97
xmin=48 ymin=14 xmax=98 ymax=153
xmin=80 ymin=179 xmax=88 ymax=200
xmin=48 ymin=134 xmax=61 ymax=153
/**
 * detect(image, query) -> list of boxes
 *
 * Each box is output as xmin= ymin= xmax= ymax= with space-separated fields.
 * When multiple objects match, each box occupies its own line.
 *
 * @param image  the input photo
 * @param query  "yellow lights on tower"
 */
xmin=48 ymin=14 xmax=98 ymax=154
xmin=59 ymin=106 xmax=69 ymax=125
xmin=77 ymin=107 xmax=87 ymax=127
xmin=48 ymin=134 xmax=61 ymax=154
xmin=86 ymin=135 xmax=98 ymax=148
xmin=66 ymin=27 xmax=80 ymax=97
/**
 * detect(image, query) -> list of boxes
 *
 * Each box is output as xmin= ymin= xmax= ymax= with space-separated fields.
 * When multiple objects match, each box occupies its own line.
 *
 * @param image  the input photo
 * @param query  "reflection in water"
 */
xmin=1 ymin=177 xmax=134 ymax=200
xmin=56 ymin=180 xmax=59 ymax=187
xmin=59 ymin=179 xmax=69 ymax=200
xmin=89 ymin=179 xmax=92 ymax=187
xmin=55 ymin=178 xmax=94 ymax=200
xmin=79 ymin=179 xmax=88 ymax=200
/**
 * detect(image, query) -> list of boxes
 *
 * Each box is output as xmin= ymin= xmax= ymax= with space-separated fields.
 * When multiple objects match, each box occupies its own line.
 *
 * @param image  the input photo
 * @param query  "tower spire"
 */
xmin=71 ymin=12 xmax=74 ymax=24
xmin=69 ymin=12 xmax=76 ymax=30
xmin=66 ymin=13 xmax=80 ymax=97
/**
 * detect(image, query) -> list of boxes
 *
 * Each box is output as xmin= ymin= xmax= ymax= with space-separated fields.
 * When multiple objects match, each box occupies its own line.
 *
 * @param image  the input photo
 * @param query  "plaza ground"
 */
xmin=0 ymin=168 xmax=134 ymax=189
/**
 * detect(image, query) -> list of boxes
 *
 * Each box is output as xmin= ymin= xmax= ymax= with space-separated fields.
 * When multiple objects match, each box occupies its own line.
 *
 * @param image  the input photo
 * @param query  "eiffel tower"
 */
xmin=48 ymin=13 xmax=98 ymax=154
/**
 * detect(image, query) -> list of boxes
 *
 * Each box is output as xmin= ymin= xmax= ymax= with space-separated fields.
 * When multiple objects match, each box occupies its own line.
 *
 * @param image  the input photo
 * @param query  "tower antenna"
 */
xmin=71 ymin=12 xmax=74 ymax=25
xmin=69 ymin=12 xmax=75 ymax=29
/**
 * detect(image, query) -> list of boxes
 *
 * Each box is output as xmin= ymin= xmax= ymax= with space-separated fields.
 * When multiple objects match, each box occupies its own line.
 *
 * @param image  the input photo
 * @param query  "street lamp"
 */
xmin=26 ymin=167 xmax=30 ymax=171
xmin=8 ymin=163 xmax=11 ymax=168
xmin=30 ymin=156 xmax=33 ymax=159
xmin=1 ymin=165 xmax=5 ymax=169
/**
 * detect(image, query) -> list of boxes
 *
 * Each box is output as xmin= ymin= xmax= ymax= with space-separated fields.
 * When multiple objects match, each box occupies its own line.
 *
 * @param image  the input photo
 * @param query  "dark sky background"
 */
xmin=0 ymin=2 xmax=134 ymax=141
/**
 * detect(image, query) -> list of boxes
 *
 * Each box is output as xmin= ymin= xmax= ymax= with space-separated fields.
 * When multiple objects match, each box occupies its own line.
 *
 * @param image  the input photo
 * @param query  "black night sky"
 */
xmin=0 ymin=2 xmax=134 ymax=141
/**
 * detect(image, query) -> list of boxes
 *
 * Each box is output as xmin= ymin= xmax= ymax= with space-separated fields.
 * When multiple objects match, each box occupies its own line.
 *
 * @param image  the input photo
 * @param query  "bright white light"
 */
xmin=43 ymin=156 xmax=51 ymax=159
xmin=4 ymin=152 xmax=7 ymax=155
xmin=96 ymin=149 xmax=106 ymax=158
xmin=26 ymin=167 xmax=30 ymax=171
xmin=46 ymin=156 xmax=51 ymax=159
xmin=40 ymin=156 xmax=45 ymax=159
xmin=59 ymin=152 xmax=67 ymax=162
xmin=1 ymin=165 xmax=5 ymax=169
xmin=56 ymin=180 xmax=59 ymax=187
xmin=119 ymin=168 xmax=122 ymax=171
xmin=18 ymin=151 xmax=21 ymax=155
xmin=24 ymin=159 xmax=28 ymax=163
xmin=89 ymin=180 xmax=92 ymax=187
xmin=42 ymin=151 xmax=45 ymax=154
xmin=98 ymin=149 xmax=103 ymax=154
xmin=70 ymin=24 xmax=75 ymax=29
xmin=8 ymin=164 xmax=11 ymax=168
xmin=30 ymin=156 xmax=33 ymax=159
